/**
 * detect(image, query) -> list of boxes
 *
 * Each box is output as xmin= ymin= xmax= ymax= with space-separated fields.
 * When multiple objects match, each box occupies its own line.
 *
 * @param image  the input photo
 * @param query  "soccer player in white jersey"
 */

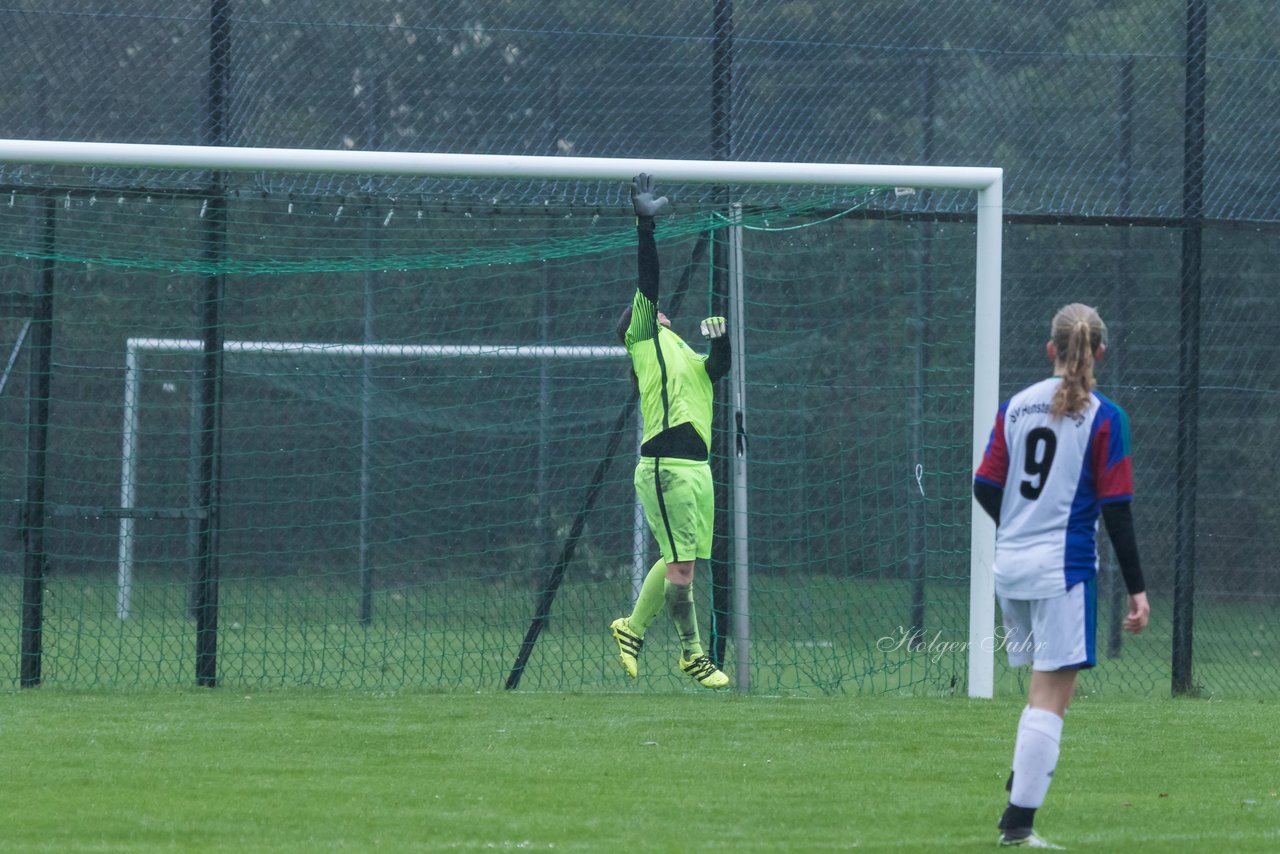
xmin=974 ymin=303 xmax=1150 ymax=849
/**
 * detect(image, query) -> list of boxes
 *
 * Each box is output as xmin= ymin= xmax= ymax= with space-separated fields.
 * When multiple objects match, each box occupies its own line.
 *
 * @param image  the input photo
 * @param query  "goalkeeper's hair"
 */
xmin=1050 ymin=302 xmax=1108 ymax=418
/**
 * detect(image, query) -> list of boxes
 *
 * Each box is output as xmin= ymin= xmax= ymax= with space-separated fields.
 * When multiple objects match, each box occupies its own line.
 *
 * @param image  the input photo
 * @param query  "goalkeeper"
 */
xmin=609 ymin=173 xmax=731 ymax=689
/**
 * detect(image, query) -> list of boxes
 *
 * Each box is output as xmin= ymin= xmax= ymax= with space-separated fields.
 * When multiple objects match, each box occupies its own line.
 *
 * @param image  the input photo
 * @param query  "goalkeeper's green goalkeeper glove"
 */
xmin=700 ymin=316 xmax=727 ymax=339
xmin=631 ymin=173 xmax=669 ymax=219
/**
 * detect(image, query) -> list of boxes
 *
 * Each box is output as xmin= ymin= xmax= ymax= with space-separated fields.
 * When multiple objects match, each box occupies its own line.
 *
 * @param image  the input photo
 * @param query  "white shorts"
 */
xmin=997 ymin=579 xmax=1096 ymax=671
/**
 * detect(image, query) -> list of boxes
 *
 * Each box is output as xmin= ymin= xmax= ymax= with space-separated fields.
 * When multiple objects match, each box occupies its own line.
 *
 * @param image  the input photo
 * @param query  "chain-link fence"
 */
xmin=0 ymin=1 xmax=1275 ymax=696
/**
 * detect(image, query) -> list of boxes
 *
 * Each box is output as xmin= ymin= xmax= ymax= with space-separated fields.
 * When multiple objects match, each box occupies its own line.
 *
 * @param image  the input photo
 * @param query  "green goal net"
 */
xmin=0 ymin=150 xmax=997 ymax=694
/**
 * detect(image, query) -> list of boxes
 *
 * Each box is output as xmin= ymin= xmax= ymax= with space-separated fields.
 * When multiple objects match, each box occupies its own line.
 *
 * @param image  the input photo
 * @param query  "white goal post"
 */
xmin=0 ymin=139 xmax=1002 ymax=698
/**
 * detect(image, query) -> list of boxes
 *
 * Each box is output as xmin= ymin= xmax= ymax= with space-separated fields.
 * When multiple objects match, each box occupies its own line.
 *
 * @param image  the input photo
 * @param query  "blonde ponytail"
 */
xmin=1049 ymin=303 xmax=1107 ymax=418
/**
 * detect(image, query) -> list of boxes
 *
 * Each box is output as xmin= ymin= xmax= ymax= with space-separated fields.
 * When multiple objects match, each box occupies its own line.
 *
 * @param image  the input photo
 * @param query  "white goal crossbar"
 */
xmin=0 ymin=139 xmax=1001 ymax=698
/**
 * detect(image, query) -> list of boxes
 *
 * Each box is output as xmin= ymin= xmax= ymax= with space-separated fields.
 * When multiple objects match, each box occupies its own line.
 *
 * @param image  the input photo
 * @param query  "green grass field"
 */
xmin=3 ymin=572 xmax=1277 ymax=850
xmin=1 ymin=689 xmax=1277 ymax=852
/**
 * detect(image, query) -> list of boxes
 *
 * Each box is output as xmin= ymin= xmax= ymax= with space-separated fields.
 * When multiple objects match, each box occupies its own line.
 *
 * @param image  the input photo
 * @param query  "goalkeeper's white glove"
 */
xmin=700 ymin=316 xmax=727 ymax=339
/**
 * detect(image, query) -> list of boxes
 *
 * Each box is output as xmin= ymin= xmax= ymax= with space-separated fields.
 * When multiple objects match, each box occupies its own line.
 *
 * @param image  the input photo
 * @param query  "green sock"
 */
xmin=627 ymin=559 xmax=667 ymax=636
xmin=664 ymin=580 xmax=703 ymax=658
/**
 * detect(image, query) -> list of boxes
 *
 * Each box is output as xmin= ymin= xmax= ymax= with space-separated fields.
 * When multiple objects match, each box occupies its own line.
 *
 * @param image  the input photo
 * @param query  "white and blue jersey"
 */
xmin=975 ymin=377 xmax=1134 ymax=600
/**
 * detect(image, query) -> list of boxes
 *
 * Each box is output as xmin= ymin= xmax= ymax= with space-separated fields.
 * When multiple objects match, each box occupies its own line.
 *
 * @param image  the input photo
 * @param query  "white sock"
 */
xmin=1009 ymin=706 xmax=1064 ymax=809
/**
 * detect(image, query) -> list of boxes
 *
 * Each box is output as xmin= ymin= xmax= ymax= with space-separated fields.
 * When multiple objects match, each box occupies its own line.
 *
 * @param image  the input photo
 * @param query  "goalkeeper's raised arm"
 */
xmin=619 ymin=172 xmax=668 ymax=348
xmin=614 ymin=173 xmax=730 ymax=381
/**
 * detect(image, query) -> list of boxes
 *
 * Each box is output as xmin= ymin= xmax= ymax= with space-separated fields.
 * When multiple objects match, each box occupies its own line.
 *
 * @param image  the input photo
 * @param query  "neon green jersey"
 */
xmin=625 ymin=289 xmax=714 ymax=453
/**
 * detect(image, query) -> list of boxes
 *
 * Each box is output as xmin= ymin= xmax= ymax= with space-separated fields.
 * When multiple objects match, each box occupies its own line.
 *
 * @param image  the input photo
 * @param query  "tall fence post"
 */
xmin=1172 ymin=0 xmax=1207 ymax=697
xmin=193 ymin=0 xmax=233 ymax=688
xmin=708 ymin=0 xmax=735 ymax=671
xmin=19 ymin=197 xmax=55 ymax=688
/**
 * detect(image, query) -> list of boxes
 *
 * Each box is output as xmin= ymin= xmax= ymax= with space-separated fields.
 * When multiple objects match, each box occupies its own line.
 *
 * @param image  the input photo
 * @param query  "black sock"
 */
xmin=998 ymin=803 xmax=1037 ymax=837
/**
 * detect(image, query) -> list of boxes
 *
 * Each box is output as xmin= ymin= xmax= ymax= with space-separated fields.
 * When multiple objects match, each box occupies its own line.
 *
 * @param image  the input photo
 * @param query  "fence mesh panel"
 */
xmin=0 ymin=0 xmax=1276 ymax=696
xmin=0 ymin=185 xmax=989 ymax=693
